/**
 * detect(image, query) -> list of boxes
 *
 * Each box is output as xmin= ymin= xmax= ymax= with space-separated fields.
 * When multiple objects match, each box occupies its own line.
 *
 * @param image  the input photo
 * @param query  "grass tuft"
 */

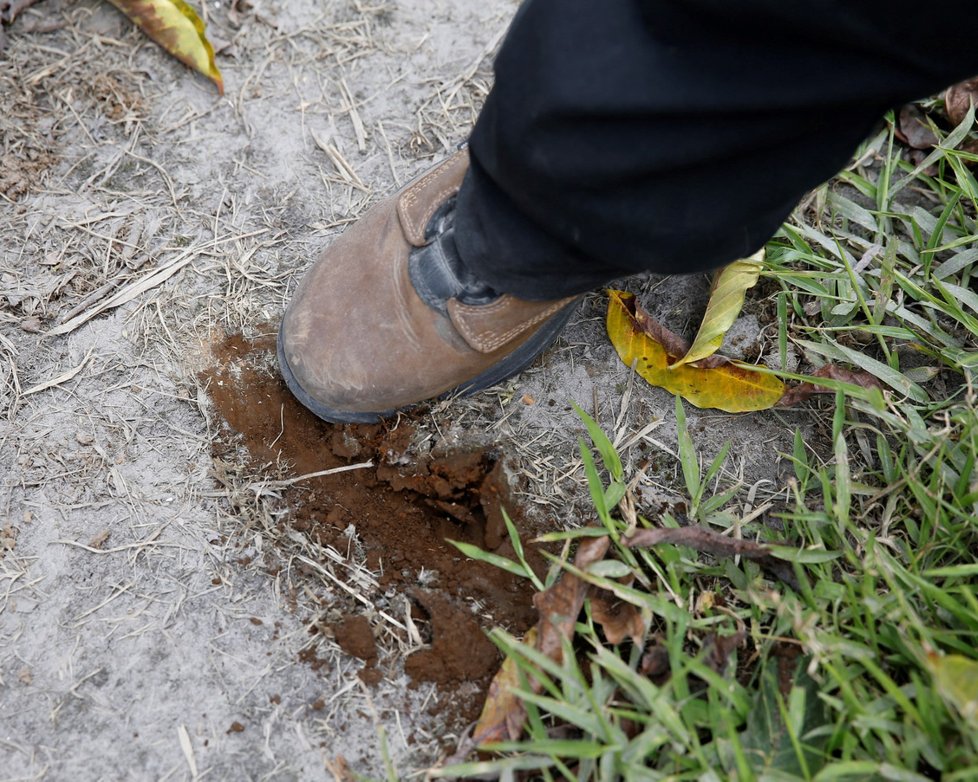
xmin=438 ymin=106 xmax=978 ymax=779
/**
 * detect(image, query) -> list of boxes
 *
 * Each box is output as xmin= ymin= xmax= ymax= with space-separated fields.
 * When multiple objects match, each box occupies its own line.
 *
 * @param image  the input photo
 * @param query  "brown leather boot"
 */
xmin=277 ymin=149 xmax=579 ymax=423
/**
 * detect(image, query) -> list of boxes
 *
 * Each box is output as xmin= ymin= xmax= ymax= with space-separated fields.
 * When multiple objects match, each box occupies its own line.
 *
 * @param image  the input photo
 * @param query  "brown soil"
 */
xmin=202 ymin=331 xmax=546 ymax=723
xmin=332 ymin=613 xmax=382 ymax=685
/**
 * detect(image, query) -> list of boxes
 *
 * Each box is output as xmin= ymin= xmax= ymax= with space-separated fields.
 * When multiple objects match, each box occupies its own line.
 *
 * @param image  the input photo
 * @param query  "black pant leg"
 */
xmin=454 ymin=0 xmax=978 ymax=300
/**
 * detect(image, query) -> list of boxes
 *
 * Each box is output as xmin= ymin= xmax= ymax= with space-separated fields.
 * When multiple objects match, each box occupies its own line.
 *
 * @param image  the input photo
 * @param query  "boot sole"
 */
xmin=277 ymin=299 xmax=580 ymax=424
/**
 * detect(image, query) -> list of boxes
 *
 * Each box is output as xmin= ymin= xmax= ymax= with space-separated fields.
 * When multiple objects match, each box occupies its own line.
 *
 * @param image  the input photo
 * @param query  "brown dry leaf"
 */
xmin=88 ymin=530 xmax=111 ymax=549
xmin=1 ymin=523 xmax=17 ymax=553
xmin=607 ymin=290 xmax=785 ymax=412
xmin=106 ymin=0 xmax=223 ymax=94
xmin=946 ymin=76 xmax=978 ymax=127
xmin=703 ymin=627 xmax=746 ymax=674
xmin=634 ymin=305 xmax=691 ymax=359
xmin=535 ymin=536 xmax=611 ymax=662
xmin=896 ymin=104 xmax=940 ymax=150
xmin=640 ymin=643 xmax=670 ymax=681
xmin=471 ymin=626 xmax=538 ymax=745
xmin=324 ymin=755 xmax=353 ymax=782
xmin=590 ymin=591 xmax=645 ymax=646
xmin=625 ymin=524 xmax=798 ymax=589
xmin=777 ymin=364 xmax=882 ymax=407
xmin=473 ymin=536 xmax=610 ymax=746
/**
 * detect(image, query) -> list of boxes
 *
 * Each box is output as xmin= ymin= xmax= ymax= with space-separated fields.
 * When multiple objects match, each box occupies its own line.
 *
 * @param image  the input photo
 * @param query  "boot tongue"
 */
xmin=409 ymin=199 xmax=499 ymax=317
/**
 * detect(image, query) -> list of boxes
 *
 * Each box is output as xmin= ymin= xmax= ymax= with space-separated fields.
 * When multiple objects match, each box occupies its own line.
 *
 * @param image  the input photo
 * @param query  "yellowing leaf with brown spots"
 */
xmin=607 ymin=290 xmax=784 ymax=413
xmin=107 ymin=0 xmax=223 ymax=94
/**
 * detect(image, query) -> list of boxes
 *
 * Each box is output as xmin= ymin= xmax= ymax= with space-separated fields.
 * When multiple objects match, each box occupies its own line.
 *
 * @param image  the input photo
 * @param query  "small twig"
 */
xmin=340 ymin=78 xmax=367 ymax=153
xmin=56 ymin=278 xmax=123 ymax=326
xmin=311 ymin=131 xmax=369 ymax=191
xmin=625 ymin=524 xmax=799 ymax=590
xmin=51 ymin=522 xmax=168 ymax=555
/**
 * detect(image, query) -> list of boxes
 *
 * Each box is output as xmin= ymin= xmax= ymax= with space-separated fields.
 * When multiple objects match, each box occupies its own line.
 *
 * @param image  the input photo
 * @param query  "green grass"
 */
xmin=438 ymin=108 xmax=978 ymax=780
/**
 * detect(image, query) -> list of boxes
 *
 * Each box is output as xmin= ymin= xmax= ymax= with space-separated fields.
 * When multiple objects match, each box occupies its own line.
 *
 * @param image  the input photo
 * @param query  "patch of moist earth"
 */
xmin=201 ymin=331 xmax=547 ymax=729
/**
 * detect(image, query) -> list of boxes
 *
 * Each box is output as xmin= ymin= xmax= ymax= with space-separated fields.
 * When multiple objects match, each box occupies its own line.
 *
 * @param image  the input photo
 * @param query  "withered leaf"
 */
xmin=0 ymin=0 xmax=42 ymax=25
xmin=634 ymin=305 xmax=691 ymax=359
xmin=624 ymin=524 xmax=798 ymax=590
xmin=946 ymin=76 xmax=978 ymax=127
xmin=640 ymin=643 xmax=670 ymax=681
xmin=590 ymin=590 xmax=645 ymax=646
xmin=776 ymin=364 xmax=882 ymax=407
xmin=473 ymin=536 xmax=611 ymax=747
xmin=471 ymin=626 xmax=538 ymax=746
xmin=703 ymin=627 xmax=746 ymax=674
xmin=534 ymin=536 xmax=611 ymax=662
xmin=88 ymin=530 xmax=111 ymax=550
xmin=896 ymin=104 xmax=939 ymax=150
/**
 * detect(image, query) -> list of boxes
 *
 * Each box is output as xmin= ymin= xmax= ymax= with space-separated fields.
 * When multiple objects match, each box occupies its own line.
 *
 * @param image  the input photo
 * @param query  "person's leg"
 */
xmin=279 ymin=0 xmax=978 ymax=422
xmin=456 ymin=0 xmax=978 ymax=300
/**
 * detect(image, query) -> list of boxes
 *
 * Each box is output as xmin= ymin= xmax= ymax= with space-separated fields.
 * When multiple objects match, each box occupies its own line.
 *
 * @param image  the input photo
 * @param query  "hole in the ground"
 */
xmin=201 ymin=331 xmax=546 ymax=724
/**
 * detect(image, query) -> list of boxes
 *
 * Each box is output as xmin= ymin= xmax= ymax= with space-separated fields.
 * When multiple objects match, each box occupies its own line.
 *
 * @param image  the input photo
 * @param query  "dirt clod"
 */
xmin=405 ymin=590 xmax=500 ymax=688
xmin=333 ymin=614 xmax=377 ymax=664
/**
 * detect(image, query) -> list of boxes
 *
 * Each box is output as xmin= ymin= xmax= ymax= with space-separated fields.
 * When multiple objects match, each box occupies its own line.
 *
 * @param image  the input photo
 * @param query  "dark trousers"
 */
xmin=454 ymin=0 xmax=978 ymax=300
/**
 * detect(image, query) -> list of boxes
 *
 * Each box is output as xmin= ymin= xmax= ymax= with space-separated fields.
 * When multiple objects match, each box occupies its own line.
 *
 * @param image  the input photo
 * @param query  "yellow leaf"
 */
xmin=671 ymin=250 xmax=765 ymax=368
xmin=107 ymin=0 xmax=223 ymax=94
xmin=607 ymin=290 xmax=784 ymax=413
xmin=927 ymin=652 xmax=978 ymax=725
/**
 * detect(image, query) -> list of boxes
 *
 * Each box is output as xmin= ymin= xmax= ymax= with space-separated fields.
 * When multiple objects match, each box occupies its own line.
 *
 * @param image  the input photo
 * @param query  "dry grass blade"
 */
xmin=46 ymin=231 xmax=266 ymax=336
xmin=312 ymin=131 xmax=369 ymax=191
xmin=248 ymin=461 xmax=374 ymax=491
xmin=21 ymin=348 xmax=94 ymax=397
xmin=177 ymin=724 xmax=199 ymax=780
xmin=293 ymin=554 xmax=407 ymax=633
